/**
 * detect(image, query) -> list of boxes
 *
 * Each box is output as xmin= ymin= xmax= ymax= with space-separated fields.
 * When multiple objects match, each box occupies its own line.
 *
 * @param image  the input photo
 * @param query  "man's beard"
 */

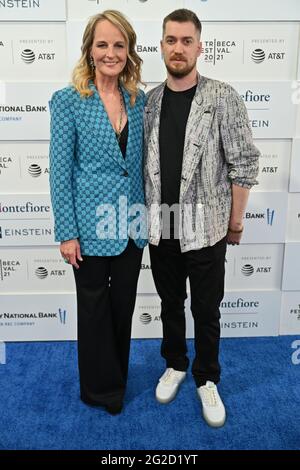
xmin=165 ymin=58 xmax=196 ymax=78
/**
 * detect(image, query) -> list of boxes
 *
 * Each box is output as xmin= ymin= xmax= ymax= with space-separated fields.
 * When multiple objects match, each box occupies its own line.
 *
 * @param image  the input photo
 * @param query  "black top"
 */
xmin=117 ymin=120 xmax=129 ymax=158
xmin=159 ymin=84 xmax=197 ymax=235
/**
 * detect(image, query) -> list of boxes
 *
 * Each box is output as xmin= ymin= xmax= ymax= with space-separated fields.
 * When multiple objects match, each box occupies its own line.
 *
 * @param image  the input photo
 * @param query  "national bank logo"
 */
xmin=58 ymin=308 xmax=66 ymax=324
xmin=244 ymin=208 xmax=275 ymax=225
xmin=267 ymin=208 xmax=275 ymax=226
xmin=251 ymin=49 xmax=265 ymax=63
xmin=21 ymin=49 xmax=35 ymax=64
xmin=137 ymin=44 xmax=158 ymax=53
xmin=241 ymin=264 xmax=254 ymax=276
xmin=141 ymin=263 xmax=151 ymax=270
xmin=139 ymin=312 xmax=152 ymax=324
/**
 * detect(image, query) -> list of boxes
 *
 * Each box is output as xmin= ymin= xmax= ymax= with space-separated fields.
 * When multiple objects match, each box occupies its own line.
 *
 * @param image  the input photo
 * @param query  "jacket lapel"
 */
xmin=81 ymin=82 xmax=127 ymax=170
xmin=122 ymin=89 xmax=134 ymax=165
xmin=145 ymin=83 xmax=165 ymax=194
xmin=180 ymin=75 xmax=215 ymax=200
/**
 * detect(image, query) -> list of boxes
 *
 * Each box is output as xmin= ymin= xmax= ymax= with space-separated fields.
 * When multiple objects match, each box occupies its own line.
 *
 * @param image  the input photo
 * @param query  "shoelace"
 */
xmin=201 ymin=386 xmax=219 ymax=407
xmin=161 ymin=368 xmax=179 ymax=385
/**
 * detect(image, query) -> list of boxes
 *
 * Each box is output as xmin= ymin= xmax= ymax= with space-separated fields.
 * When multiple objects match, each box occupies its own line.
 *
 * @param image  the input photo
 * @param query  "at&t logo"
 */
xmin=241 ymin=264 xmax=254 ymax=276
xmin=21 ymin=49 xmax=55 ymax=63
xmin=28 ymin=164 xmax=42 ymax=177
xmin=251 ymin=49 xmax=265 ymax=63
xmin=139 ymin=313 xmax=152 ymax=324
xmin=35 ymin=266 xmax=48 ymax=279
xmin=21 ymin=49 xmax=35 ymax=64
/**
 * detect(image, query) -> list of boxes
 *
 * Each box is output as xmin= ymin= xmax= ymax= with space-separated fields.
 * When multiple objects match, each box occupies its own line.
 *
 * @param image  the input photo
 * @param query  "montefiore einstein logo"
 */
xmin=21 ymin=49 xmax=35 ymax=64
xmin=0 ymin=202 xmax=50 ymax=213
xmin=0 ymin=1 xmax=41 ymax=8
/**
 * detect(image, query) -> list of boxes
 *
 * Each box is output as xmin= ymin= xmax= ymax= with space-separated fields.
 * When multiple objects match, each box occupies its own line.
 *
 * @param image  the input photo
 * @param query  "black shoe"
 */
xmin=105 ymin=402 xmax=123 ymax=415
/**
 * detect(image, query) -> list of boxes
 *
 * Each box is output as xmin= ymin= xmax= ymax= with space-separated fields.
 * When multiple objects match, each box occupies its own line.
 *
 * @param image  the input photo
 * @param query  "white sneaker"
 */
xmin=197 ymin=381 xmax=226 ymax=428
xmin=155 ymin=368 xmax=186 ymax=404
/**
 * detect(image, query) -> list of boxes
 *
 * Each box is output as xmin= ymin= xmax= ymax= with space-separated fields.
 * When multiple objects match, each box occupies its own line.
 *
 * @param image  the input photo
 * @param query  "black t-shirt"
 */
xmin=117 ymin=120 xmax=129 ymax=158
xmin=159 ymin=84 xmax=197 ymax=235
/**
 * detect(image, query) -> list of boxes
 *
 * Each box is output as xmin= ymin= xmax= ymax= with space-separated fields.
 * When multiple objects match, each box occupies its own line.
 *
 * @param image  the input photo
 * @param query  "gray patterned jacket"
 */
xmin=144 ymin=74 xmax=260 ymax=252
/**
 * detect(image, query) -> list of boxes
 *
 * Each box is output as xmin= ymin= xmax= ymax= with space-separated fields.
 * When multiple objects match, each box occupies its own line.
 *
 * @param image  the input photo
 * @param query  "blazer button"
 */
xmin=123 ymin=170 xmax=128 ymax=177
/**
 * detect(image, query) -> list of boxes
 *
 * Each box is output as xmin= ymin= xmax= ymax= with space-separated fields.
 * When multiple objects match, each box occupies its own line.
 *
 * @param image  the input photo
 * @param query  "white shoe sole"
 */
xmin=202 ymin=410 xmax=226 ymax=428
xmin=155 ymin=389 xmax=178 ymax=404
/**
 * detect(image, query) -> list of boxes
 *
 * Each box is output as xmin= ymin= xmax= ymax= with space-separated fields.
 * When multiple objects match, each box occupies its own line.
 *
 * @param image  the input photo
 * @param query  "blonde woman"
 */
xmin=49 ymin=10 xmax=147 ymax=414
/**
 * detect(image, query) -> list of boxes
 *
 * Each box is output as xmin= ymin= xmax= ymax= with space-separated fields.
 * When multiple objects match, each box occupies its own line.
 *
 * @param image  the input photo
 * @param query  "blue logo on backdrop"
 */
xmin=58 ymin=308 xmax=66 ymax=324
xmin=0 ymin=342 xmax=6 ymax=365
xmin=266 ymin=208 xmax=275 ymax=226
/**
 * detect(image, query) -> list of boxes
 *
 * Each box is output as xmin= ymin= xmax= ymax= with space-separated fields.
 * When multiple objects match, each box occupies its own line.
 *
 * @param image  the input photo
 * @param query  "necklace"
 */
xmin=116 ymin=87 xmax=124 ymax=142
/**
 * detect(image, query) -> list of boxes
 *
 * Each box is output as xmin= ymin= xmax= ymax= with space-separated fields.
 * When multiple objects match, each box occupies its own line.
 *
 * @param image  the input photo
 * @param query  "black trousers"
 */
xmin=149 ymin=237 xmax=226 ymax=387
xmin=73 ymin=239 xmax=143 ymax=407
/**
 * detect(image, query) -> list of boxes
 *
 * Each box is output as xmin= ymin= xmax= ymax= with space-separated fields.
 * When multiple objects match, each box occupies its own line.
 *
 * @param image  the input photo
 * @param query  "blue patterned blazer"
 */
xmin=49 ymin=82 xmax=147 ymax=256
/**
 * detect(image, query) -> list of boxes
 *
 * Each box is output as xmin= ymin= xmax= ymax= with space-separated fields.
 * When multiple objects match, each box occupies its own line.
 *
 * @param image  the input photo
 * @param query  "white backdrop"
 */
xmin=0 ymin=0 xmax=299 ymax=340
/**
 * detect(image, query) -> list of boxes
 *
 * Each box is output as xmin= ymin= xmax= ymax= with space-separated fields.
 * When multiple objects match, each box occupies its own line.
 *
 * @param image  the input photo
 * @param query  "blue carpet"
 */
xmin=0 ymin=336 xmax=299 ymax=450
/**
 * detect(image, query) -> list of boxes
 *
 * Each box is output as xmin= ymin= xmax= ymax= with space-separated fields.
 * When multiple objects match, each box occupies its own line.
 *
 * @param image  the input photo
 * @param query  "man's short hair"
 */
xmin=162 ymin=9 xmax=202 ymax=37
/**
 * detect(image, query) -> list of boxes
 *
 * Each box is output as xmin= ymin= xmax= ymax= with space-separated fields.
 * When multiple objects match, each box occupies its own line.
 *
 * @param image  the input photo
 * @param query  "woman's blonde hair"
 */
xmin=71 ymin=10 xmax=143 ymax=106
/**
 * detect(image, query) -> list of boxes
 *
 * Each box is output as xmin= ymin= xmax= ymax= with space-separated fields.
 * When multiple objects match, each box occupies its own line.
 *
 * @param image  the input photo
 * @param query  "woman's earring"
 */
xmin=90 ymin=56 xmax=95 ymax=70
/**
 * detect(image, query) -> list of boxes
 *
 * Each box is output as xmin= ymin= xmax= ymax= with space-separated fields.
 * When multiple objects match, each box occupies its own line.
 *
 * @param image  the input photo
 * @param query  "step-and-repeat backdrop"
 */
xmin=0 ymin=0 xmax=299 ymax=340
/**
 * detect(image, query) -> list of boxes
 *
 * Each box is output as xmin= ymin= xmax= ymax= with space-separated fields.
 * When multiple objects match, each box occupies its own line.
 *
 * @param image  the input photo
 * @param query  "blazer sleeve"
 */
xmin=219 ymin=86 xmax=260 ymax=189
xmin=49 ymin=89 xmax=79 ymax=242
